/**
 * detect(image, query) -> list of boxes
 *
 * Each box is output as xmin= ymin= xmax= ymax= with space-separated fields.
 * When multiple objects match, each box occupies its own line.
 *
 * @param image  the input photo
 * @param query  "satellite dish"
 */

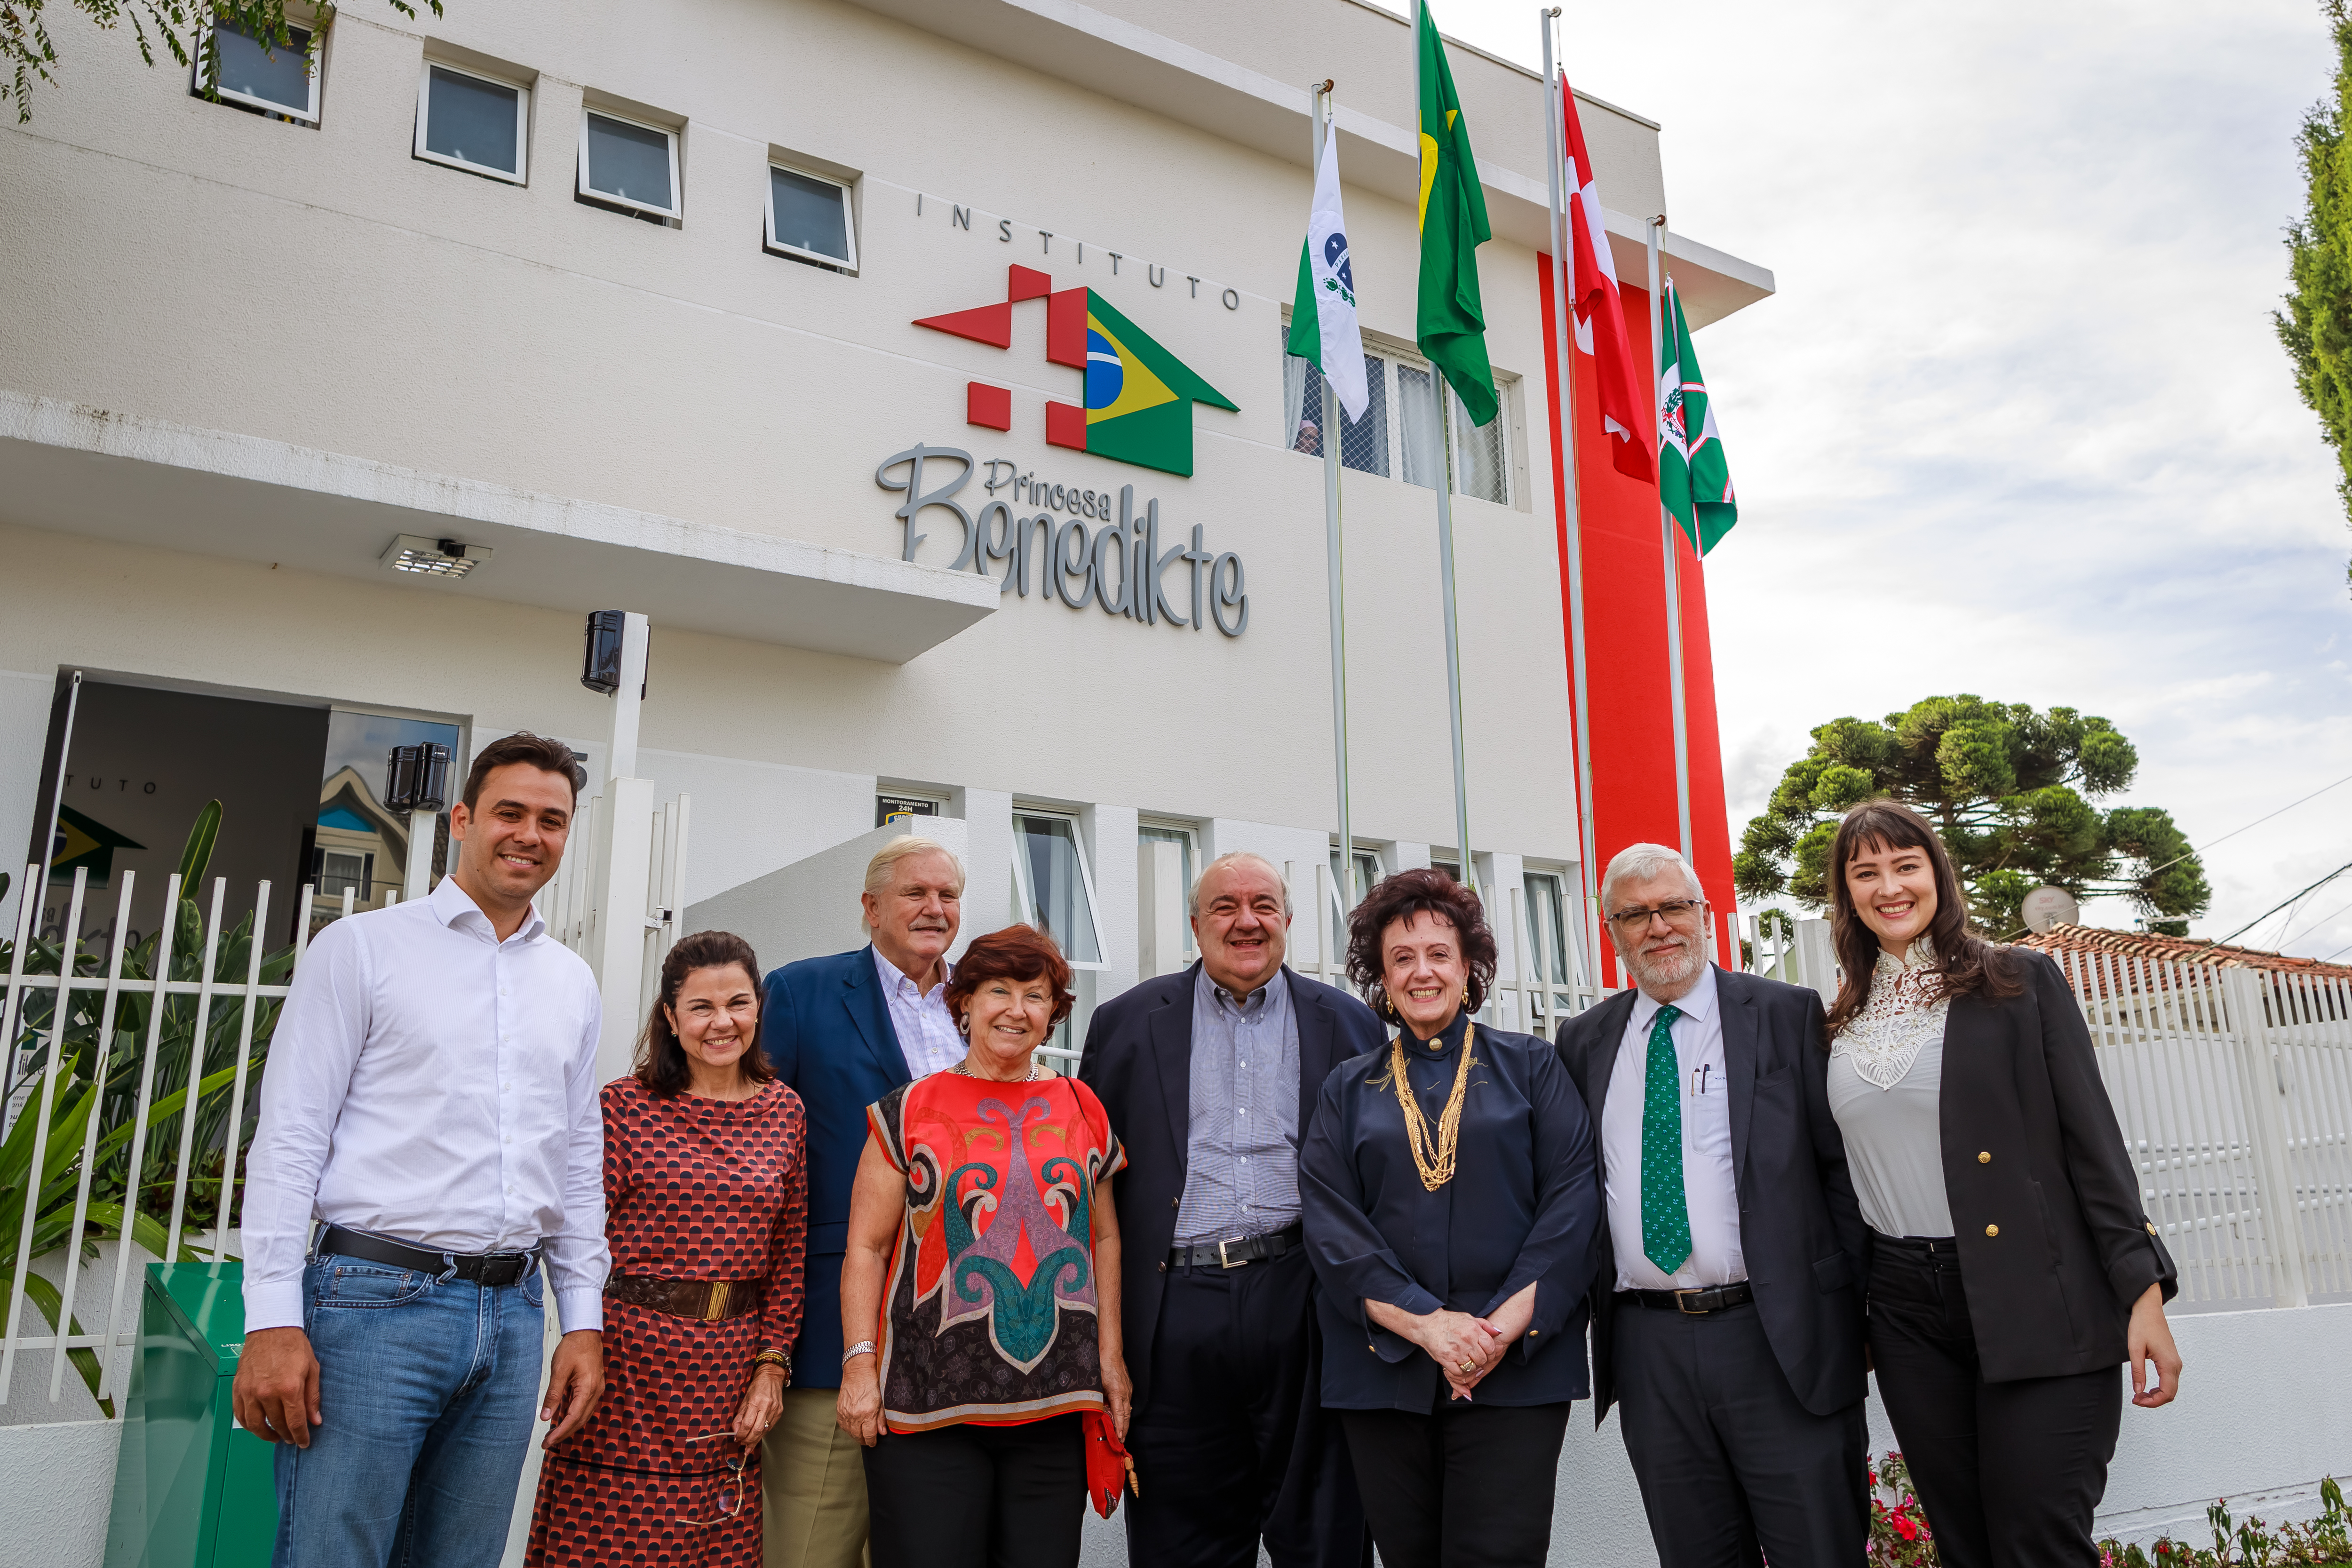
xmin=2021 ymin=885 xmax=2080 ymax=934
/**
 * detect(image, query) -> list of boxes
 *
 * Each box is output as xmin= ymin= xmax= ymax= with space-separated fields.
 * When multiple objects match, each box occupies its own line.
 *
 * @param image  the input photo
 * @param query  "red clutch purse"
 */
xmin=1081 ymin=1411 xmax=1138 ymax=1518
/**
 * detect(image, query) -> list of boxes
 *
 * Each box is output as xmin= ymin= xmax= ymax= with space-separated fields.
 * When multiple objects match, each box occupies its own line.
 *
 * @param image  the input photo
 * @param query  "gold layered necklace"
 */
xmin=1389 ymin=1022 xmax=1476 ymax=1192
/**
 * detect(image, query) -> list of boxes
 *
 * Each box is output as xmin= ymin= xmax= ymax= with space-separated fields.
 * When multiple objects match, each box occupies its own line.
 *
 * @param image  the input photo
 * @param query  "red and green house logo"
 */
xmin=916 ymin=264 xmax=1237 ymax=478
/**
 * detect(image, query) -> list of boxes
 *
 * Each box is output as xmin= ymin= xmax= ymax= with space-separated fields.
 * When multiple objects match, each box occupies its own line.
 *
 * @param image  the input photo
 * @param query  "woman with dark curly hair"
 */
xmin=834 ymin=924 xmax=1131 ymax=1568
xmin=1298 ymin=868 xmax=1601 ymax=1568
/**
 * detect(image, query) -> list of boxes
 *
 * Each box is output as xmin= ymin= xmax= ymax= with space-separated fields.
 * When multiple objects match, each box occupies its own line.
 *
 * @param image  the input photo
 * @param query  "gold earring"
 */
xmin=1460 ymin=986 xmax=1470 ymax=1006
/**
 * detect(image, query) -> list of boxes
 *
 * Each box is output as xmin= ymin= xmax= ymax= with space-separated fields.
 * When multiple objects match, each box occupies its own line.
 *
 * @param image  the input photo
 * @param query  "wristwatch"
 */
xmin=842 ymin=1340 xmax=878 ymax=1364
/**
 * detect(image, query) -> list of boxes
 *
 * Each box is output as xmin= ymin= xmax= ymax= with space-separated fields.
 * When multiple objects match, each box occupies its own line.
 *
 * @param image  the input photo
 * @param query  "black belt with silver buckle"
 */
xmin=1169 ymin=1222 xmax=1303 ymax=1270
xmin=1618 ymin=1281 xmax=1754 ymax=1315
xmin=317 ymin=1224 xmax=540 ymax=1288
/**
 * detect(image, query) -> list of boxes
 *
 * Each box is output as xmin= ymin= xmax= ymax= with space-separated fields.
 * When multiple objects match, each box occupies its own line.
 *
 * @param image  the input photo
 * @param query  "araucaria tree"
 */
xmin=2277 ymin=0 xmax=2352 ymax=592
xmin=1732 ymin=696 xmax=2210 ymax=938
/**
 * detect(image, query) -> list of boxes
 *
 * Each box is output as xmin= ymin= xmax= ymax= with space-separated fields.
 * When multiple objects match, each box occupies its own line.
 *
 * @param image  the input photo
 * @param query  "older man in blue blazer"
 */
xmin=756 ymin=835 xmax=966 ymax=1568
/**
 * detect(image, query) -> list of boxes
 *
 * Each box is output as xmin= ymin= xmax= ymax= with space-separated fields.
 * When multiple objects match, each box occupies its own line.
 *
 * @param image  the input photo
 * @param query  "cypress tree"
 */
xmin=2278 ymin=0 xmax=2352 ymax=591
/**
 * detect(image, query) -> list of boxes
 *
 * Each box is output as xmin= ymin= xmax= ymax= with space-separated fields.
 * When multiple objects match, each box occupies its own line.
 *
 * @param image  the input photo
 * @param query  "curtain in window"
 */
xmin=1398 ymin=365 xmax=1441 ymax=490
xmin=1452 ymin=388 xmax=1508 ymax=504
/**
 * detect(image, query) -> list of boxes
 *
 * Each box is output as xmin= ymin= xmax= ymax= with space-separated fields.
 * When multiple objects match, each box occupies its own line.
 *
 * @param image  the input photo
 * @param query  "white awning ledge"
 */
xmin=0 ymin=391 xmax=999 ymax=665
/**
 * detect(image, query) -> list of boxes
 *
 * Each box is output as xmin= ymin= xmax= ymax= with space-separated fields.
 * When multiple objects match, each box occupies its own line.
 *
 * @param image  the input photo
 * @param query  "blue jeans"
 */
xmin=273 ymin=1250 xmax=546 ymax=1568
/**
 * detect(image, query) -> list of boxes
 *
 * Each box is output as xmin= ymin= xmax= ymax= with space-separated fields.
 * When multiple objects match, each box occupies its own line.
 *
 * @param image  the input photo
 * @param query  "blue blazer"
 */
xmin=758 ymin=946 xmax=911 ymax=1388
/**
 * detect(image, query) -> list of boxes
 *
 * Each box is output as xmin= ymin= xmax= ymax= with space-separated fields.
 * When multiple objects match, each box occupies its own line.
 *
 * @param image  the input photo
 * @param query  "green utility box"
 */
xmin=103 ymin=1260 xmax=279 ymax=1567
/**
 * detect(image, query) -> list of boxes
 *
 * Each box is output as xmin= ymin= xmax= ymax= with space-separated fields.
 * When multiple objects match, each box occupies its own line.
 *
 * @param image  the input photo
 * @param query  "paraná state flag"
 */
xmin=1414 ymin=1 xmax=1498 ymax=428
xmin=1288 ymin=121 xmax=1369 ymax=423
xmin=1656 ymin=274 xmax=1738 ymax=554
xmin=1561 ymin=76 xmax=1653 ymax=482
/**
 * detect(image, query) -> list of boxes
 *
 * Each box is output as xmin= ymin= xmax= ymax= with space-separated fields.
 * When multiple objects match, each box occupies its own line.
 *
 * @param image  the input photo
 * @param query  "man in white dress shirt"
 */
xmin=1555 ymin=844 xmax=1870 ymax=1568
xmin=235 ymin=732 xmax=610 ymax=1568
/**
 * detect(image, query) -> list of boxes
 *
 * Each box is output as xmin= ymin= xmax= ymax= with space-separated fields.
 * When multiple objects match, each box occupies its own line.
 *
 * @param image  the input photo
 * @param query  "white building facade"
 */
xmin=0 ymin=0 xmax=1772 ymax=1037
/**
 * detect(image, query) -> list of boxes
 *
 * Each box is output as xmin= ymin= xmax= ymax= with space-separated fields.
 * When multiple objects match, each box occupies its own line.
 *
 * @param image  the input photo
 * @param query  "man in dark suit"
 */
xmin=1556 ymin=844 xmax=1869 ymax=1568
xmin=756 ymin=835 xmax=965 ymax=1568
xmin=1081 ymin=851 xmax=1380 ymax=1568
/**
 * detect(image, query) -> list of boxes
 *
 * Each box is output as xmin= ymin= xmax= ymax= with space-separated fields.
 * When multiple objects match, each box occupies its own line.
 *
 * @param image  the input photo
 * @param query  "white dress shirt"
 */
xmin=242 ymin=876 xmax=610 ymax=1334
xmin=1601 ymin=963 xmax=1746 ymax=1291
xmin=874 ymin=947 xmax=962 ymax=1078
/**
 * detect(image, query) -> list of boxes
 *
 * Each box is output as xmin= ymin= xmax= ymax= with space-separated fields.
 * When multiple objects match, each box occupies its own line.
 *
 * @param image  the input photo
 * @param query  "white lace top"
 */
xmin=1827 ymin=938 xmax=1953 ymax=1237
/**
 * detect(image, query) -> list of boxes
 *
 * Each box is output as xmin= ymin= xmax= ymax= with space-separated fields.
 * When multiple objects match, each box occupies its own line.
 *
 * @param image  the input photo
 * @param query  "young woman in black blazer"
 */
xmin=1822 ymin=799 xmax=2180 ymax=1568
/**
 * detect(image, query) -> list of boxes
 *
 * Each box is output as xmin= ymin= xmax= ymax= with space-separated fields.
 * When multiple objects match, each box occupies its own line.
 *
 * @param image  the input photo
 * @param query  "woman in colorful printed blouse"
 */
xmin=1299 ymin=868 xmax=1602 ymax=1568
xmin=1824 ymin=799 xmax=2180 ymax=1568
xmin=526 ymin=930 xmax=809 ymax=1568
xmin=836 ymin=923 xmax=1130 ymax=1568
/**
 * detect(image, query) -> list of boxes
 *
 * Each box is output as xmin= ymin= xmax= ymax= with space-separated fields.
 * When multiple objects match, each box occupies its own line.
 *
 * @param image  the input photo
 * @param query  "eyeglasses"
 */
xmin=1605 ymin=899 xmax=1708 ymax=931
xmin=682 ymin=1432 xmax=748 ymax=1524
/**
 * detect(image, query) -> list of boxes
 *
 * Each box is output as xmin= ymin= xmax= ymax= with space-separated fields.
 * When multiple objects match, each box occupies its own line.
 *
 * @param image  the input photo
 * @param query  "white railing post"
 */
xmin=2221 ymin=966 xmax=2312 ymax=1308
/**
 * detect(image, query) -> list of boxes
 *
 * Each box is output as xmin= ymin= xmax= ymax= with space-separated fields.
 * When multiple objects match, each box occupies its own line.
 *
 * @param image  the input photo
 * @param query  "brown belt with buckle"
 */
xmin=605 ymin=1274 xmax=764 ymax=1322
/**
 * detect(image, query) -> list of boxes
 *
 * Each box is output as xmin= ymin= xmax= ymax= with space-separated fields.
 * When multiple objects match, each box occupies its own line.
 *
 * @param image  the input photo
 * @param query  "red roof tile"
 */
xmin=2018 ymin=924 xmax=2352 ymax=981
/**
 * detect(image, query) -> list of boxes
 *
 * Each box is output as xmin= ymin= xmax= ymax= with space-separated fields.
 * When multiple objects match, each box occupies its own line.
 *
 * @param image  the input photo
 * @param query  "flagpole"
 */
xmin=1313 ymin=82 xmax=1357 ymax=925
xmin=1415 ymin=0 xmax=1476 ymax=896
xmin=1646 ymin=216 xmax=1696 ymax=864
xmin=1540 ymin=8 xmax=1605 ymax=998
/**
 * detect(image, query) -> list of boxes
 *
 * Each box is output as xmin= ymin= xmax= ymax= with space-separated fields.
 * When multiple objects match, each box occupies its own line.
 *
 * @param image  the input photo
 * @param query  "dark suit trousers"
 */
xmin=1615 ymin=1299 xmax=1867 ymax=1568
xmin=1868 ymin=1239 xmax=2122 ymax=1568
xmin=1124 ymin=1247 xmax=1367 ymax=1568
xmin=1339 ymin=1391 xmax=1570 ymax=1568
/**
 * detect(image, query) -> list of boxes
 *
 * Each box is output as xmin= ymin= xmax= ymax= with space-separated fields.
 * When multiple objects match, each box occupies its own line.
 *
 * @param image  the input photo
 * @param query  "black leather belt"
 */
xmin=317 ymin=1224 xmax=540 ymax=1288
xmin=1618 ymin=1281 xmax=1754 ymax=1314
xmin=1169 ymin=1222 xmax=1303 ymax=1270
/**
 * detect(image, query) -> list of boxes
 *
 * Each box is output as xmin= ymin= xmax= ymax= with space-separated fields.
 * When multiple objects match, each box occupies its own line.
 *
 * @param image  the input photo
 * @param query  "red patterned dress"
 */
xmin=527 ymin=1075 xmax=807 ymax=1567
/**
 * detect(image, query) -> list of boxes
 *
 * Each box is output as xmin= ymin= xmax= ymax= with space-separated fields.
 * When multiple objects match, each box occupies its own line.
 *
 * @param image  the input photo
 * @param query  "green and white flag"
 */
xmin=1656 ymin=274 xmax=1739 ymax=554
xmin=1288 ymin=123 xmax=1369 ymax=423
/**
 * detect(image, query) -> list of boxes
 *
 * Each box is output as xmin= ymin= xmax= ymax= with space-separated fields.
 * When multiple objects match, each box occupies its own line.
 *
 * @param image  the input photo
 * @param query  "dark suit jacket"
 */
xmin=1556 ymin=968 xmax=1868 ymax=1422
xmin=758 ymin=945 xmax=910 ymax=1389
xmin=1934 ymin=949 xmax=2176 ymax=1381
xmin=1079 ymin=962 xmax=1383 ymax=1417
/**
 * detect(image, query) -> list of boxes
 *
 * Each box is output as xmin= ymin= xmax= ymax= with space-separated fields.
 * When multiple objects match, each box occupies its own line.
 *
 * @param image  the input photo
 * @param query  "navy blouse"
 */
xmin=1300 ymin=1012 xmax=1602 ymax=1411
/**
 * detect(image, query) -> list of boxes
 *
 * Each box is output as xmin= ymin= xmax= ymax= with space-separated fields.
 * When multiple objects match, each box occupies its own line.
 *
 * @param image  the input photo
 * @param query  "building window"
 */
xmin=1327 ymin=845 xmax=1383 ymax=963
xmin=1281 ymin=338 xmax=1391 ymax=478
xmin=414 ymin=62 xmax=528 ymax=183
xmin=1138 ymin=822 xmax=1198 ymax=960
xmin=578 ymin=107 xmax=680 ymax=220
xmin=1012 ymin=812 xmax=1105 ymax=969
xmin=1523 ymin=871 xmax=1573 ymax=986
xmin=197 ymin=17 xmax=320 ymax=124
xmin=767 ymin=164 xmax=857 ymax=270
xmin=1452 ymin=386 xmax=1509 ymax=504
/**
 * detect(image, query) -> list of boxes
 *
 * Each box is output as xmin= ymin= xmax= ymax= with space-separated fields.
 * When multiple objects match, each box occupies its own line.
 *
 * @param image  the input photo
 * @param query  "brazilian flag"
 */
xmin=1081 ymin=292 xmax=1238 ymax=477
xmin=1414 ymin=1 xmax=1498 ymax=428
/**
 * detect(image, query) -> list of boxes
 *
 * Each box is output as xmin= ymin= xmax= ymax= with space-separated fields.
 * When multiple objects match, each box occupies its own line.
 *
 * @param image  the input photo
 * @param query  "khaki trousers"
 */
xmin=763 ymin=1385 xmax=872 ymax=1568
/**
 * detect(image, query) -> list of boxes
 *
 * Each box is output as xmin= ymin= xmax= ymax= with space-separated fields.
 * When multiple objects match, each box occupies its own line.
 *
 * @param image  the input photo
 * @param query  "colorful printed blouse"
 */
xmin=866 ymin=1071 xmax=1126 ymax=1433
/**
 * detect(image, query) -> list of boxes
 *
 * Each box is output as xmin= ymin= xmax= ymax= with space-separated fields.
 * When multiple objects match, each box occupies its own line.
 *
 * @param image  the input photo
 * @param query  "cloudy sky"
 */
xmin=1445 ymin=0 xmax=2352 ymax=959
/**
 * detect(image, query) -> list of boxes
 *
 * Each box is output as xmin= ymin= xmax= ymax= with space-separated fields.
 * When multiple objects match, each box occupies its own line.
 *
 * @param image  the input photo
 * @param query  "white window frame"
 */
xmin=1287 ymin=332 xmax=1512 ymax=507
xmin=765 ymin=162 xmax=858 ymax=271
xmin=1138 ymin=820 xmax=1200 ymax=959
xmin=1010 ymin=808 xmax=1109 ymax=972
xmin=196 ymin=14 xmax=322 ymax=125
xmin=413 ymin=60 xmax=530 ymax=185
xmin=576 ymin=106 xmax=681 ymax=220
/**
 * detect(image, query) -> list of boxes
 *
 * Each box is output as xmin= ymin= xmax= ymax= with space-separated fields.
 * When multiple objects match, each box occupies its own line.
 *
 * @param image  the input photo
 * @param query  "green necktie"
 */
xmin=1640 ymin=1003 xmax=1692 ymax=1276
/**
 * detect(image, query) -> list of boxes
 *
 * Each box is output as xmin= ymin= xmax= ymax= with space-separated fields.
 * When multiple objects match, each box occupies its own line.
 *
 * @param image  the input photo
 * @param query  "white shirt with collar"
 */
xmin=874 ymin=947 xmax=962 ymax=1078
xmin=1601 ymin=962 xmax=1746 ymax=1292
xmin=242 ymin=875 xmax=610 ymax=1334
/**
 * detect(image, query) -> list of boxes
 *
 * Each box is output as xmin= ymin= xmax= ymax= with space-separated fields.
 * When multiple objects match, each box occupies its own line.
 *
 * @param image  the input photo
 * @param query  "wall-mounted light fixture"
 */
xmin=381 ymin=535 xmax=493 ymax=578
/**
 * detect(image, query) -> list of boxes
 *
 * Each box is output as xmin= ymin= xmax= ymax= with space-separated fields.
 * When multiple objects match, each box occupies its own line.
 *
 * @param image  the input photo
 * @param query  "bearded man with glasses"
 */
xmin=1553 ymin=844 xmax=1870 ymax=1568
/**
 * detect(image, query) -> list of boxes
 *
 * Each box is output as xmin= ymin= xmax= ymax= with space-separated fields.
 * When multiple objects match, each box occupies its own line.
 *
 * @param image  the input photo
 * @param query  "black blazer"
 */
xmin=1556 ymin=968 xmax=1868 ymax=1422
xmin=1300 ymin=1018 xmax=1602 ymax=1410
xmin=1079 ymin=962 xmax=1383 ymax=1417
xmin=1931 ymin=949 xmax=2176 ymax=1381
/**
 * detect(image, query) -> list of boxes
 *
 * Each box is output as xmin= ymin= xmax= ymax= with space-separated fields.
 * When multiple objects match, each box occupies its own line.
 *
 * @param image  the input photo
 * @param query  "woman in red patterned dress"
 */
xmin=526 ymin=930 xmax=808 ymax=1567
xmin=836 ymin=924 xmax=1130 ymax=1568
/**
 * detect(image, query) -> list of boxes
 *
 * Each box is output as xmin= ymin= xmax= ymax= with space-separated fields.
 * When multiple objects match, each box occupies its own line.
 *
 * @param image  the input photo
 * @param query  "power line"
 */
xmin=2143 ymin=768 xmax=2352 ymax=880
xmin=2277 ymin=892 xmax=2352 ymax=950
xmin=2219 ymin=860 xmax=2352 ymax=945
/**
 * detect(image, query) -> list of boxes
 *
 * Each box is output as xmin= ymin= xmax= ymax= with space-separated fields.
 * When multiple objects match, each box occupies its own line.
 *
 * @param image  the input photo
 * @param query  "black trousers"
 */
xmin=862 ymin=1414 xmax=1085 ymax=1568
xmin=1868 ymin=1235 xmax=2123 ymax=1568
xmin=1614 ymin=1298 xmax=1868 ymax=1568
xmin=1339 ymin=1390 xmax=1571 ymax=1568
xmin=1124 ymin=1246 xmax=1369 ymax=1568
